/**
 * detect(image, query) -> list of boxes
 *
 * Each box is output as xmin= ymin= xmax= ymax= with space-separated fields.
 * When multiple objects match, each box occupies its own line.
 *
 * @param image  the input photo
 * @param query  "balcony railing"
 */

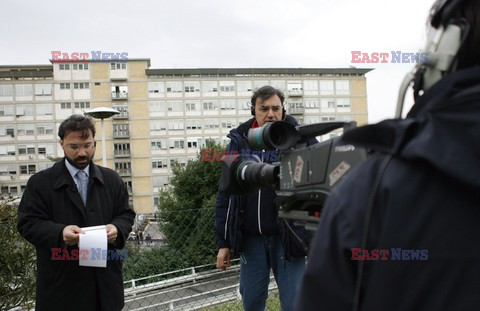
xmin=115 ymin=150 xmax=131 ymax=157
xmin=288 ymin=90 xmax=303 ymax=96
xmin=112 ymin=92 xmax=128 ymax=99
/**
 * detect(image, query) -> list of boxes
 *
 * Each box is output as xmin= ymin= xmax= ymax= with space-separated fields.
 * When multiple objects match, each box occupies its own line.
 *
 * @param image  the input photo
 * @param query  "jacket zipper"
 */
xmin=224 ymin=198 xmax=232 ymax=240
xmin=257 ymin=151 xmax=264 ymax=235
xmin=257 ymin=189 xmax=263 ymax=234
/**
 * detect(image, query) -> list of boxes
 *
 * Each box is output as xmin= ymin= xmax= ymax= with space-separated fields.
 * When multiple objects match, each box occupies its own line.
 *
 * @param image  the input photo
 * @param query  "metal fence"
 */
xmin=121 ymin=211 xmax=281 ymax=310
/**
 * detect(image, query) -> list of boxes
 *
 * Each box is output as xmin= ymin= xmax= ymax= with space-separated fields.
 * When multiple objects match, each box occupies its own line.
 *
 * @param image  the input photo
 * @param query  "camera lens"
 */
xmin=248 ymin=122 xmax=299 ymax=150
xmin=234 ymin=161 xmax=279 ymax=191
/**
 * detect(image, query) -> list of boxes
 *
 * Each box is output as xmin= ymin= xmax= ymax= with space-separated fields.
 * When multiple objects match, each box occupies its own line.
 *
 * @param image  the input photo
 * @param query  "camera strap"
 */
xmin=352 ymin=154 xmax=393 ymax=311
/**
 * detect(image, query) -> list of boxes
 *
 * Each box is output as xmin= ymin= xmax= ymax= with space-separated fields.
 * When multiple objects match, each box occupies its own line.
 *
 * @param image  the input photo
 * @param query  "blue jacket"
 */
xmin=296 ymin=67 xmax=480 ymax=310
xmin=215 ymin=115 xmax=316 ymax=259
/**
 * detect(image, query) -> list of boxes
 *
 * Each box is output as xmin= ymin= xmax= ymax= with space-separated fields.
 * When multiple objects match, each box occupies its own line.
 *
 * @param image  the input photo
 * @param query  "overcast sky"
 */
xmin=1 ymin=0 xmax=435 ymax=123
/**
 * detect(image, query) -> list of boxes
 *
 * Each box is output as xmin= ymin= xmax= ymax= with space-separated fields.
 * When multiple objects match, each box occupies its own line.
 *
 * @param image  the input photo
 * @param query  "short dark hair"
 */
xmin=251 ymin=85 xmax=285 ymax=107
xmin=58 ymin=114 xmax=96 ymax=140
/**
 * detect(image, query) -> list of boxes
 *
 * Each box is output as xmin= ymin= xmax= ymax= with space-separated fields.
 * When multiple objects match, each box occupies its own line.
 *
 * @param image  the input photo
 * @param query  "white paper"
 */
xmin=78 ymin=225 xmax=107 ymax=268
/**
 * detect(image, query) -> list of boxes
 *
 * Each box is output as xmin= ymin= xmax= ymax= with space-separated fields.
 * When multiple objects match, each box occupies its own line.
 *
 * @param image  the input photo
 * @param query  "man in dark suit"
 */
xmin=18 ymin=114 xmax=135 ymax=311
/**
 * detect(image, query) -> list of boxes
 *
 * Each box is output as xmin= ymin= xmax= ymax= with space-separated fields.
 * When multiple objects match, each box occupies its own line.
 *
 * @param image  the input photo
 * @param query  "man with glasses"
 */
xmin=18 ymin=114 xmax=135 ymax=311
xmin=215 ymin=86 xmax=316 ymax=311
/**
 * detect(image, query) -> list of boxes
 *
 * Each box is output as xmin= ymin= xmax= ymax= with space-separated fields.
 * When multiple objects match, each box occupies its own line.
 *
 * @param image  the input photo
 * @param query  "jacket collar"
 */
xmin=52 ymin=158 xmax=105 ymax=190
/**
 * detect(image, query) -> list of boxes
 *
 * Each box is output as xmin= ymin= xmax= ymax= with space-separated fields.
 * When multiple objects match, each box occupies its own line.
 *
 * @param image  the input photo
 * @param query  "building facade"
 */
xmin=0 ymin=59 xmax=371 ymax=213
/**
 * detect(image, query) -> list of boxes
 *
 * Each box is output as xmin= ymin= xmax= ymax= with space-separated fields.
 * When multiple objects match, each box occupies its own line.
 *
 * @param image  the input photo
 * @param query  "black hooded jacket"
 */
xmin=296 ymin=67 xmax=480 ymax=310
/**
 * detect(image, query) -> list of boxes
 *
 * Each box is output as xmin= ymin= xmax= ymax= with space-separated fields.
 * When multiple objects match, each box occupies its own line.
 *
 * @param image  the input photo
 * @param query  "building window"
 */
xmin=202 ymin=81 xmax=218 ymax=93
xmin=203 ymin=101 xmax=218 ymax=110
xmin=185 ymin=101 xmax=199 ymax=111
xmin=0 ymin=105 xmax=14 ymax=116
xmin=17 ymin=125 xmax=35 ymax=136
xmin=167 ymin=120 xmax=184 ymax=131
xmin=18 ymin=144 xmax=35 ymax=155
xmin=0 ymin=125 xmax=15 ymax=137
xmin=220 ymin=100 xmax=235 ymax=110
xmin=166 ymin=82 xmax=182 ymax=93
xmin=115 ymin=162 xmax=131 ymax=175
xmin=74 ymin=102 xmax=91 ymax=109
xmin=0 ymin=145 xmax=16 ymax=156
xmin=151 ymin=141 xmax=164 ymax=150
xmin=60 ymin=83 xmax=71 ymax=90
xmin=237 ymin=81 xmax=252 ymax=92
xmin=16 ymin=105 xmax=34 ymax=117
xmin=321 ymin=116 xmax=336 ymax=122
xmin=15 ymin=85 xmax=33 ymax=96
xmin=150 ymin=121 xmax=166 ymax=132
xmin=152 ymin=159 xmax=168 ymax=168
xmin=204 ymin=119 xmax=219 ymax=129
xmin=335 ymin=80 xmax=350 ymax=95
xmin=336 ymin=98 xmax=351 ymax=108
xmin=72 ymin=63 xmax=89 ymax=70
xmin=35 ymin=84 xmax=52 ymax=96
xmin=37 ymin=144 xmax=54 ymax=155
xmin=20 ymin=164 xmax=36 ymax=175
xmin=321 ymin=98 xmax=335 ymax=109
xmin=61 ymin=102 xmax=71 ymax=109
xmin=114 ymin=143 xmax=130 ymax=156
xmin=186 ymin=120 xmax=202 ymax=130
xmin=320 ymin=80 xmax=334 ymax=95
xmin=59 ymin=64 xmax=70 ymax=70
xmin=73 ymin=83 xmax=89 ymax=89
xmin=36 ymin=104 xmax=53 ymax=116
xmin=167 ymin=101 xmax=182 ymax=112
xmin=169 ymin=140 xmax=185 ymax=149
xmin=148 ymin=82 xmax=164 ymax=93
xmin=113 ymin=124 xmax=129 ymax=137
xmin=219 ymin=81 xmax=235 ymax=92
xmin=111 ymin=63 xmax=127 ymax=70
xmin=184 ymin=82 xmax=200 ymax=93
xmin=0 ymin=85 xmax=13 ymax=97
xmin=305 ymin=100 xmax=319 ymax=108
xmin=221 ymin=120 xmax=235 ymax=129
xmin=36 ymin=124 xmax=54 ymax=135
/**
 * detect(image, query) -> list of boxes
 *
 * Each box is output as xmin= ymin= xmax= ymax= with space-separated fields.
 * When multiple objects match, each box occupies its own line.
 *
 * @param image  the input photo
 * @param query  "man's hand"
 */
xmin=216 ymin=248 xmax=231 ymax=270
xmin=106 ymin=224 xmax=118 ymax=244
xmin=63 ymin=225 xmax=84 ymax=246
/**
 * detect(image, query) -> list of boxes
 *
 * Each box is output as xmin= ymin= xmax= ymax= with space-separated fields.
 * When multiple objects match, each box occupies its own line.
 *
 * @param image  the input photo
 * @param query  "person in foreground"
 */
xmin=296 ymin=0 xmax=480 ymax=310
xmin=215 ymin=86 xmax=316 ymax=311
xmin=18 ymin=114 xmax=135 ymax=311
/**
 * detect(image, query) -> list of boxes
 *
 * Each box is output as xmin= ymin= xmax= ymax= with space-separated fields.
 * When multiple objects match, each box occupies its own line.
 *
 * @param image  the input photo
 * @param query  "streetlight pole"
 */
xmin=84 ymin=107 xmax=119 ymax=167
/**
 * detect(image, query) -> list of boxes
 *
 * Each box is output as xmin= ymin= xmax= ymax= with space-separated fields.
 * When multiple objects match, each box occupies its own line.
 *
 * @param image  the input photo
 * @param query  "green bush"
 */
xmin=0 ymin=199 xmax=36 ymax=310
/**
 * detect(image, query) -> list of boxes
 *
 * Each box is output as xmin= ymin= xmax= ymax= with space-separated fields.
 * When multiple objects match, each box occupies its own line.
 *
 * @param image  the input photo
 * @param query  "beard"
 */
xmin=65 ymin=153 xmax=94 ymax=170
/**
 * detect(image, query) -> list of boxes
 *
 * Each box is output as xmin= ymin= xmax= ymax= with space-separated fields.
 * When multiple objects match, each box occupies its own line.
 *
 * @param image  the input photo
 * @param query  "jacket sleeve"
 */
xmin=214 ymin=136 xmax=240 ymax=249
xmin=109 ymin=173 xmax=136 ymax=249
xmin=215 ymin=190 xmax=231 ymax=249
xmin=17 ymin=174 xmax=66 ymax=251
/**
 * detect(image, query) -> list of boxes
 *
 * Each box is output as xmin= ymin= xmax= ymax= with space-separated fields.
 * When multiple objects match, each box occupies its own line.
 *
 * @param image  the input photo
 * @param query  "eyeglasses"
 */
xmin=257 ymin=105 xmax=282 ymax=113
xmin=66 ymin=142 xmax=95 ymax=152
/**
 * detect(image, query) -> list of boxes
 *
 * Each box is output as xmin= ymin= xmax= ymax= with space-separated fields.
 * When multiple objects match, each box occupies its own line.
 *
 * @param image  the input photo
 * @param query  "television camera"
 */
xmin=219 ymin=121 xmax=367 ymax=231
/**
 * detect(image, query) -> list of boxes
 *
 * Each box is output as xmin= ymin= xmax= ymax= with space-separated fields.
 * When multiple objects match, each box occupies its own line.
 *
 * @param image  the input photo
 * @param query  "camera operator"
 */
xmin=296 ymin=0 xmax=480 ymax=310
xmin=215 ymin=86 xmax=317 ymax=311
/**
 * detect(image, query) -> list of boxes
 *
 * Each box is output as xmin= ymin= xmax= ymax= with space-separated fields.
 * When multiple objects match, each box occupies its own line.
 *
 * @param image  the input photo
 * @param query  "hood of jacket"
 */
xmin=341 ymin=67 xmax=480 ymax=188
